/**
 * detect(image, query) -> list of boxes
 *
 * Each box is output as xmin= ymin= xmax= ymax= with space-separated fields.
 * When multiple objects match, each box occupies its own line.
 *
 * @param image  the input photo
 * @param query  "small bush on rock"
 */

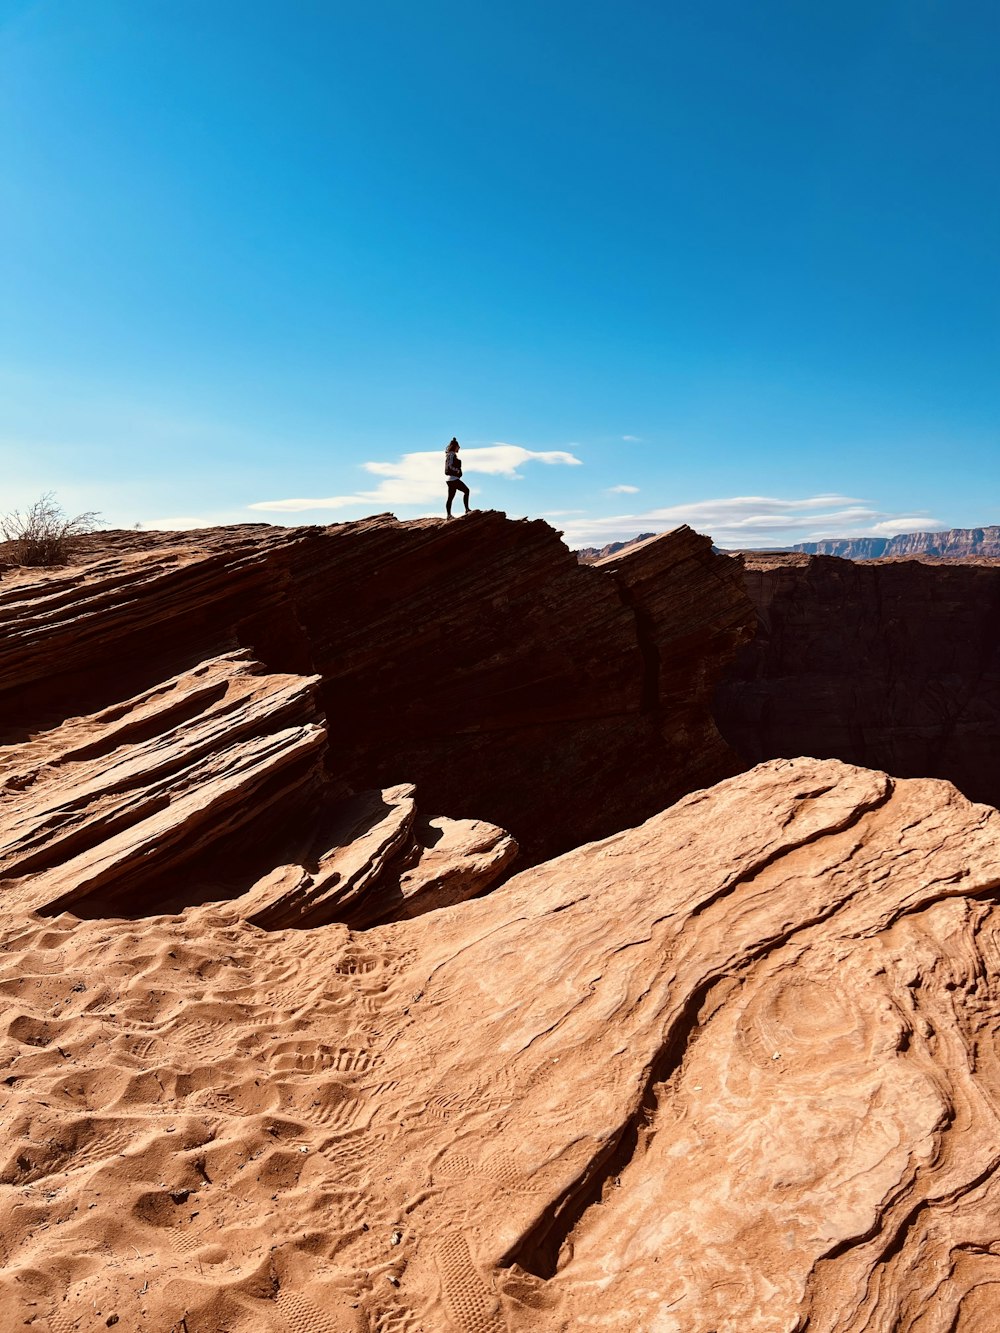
xmin=1 ymin=493 xmax=102 ymax=567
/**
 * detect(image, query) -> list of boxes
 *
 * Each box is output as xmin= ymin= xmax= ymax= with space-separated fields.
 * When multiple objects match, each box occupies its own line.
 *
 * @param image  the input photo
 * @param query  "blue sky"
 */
xmin=2 ymin=0 xmax=997 ymax=548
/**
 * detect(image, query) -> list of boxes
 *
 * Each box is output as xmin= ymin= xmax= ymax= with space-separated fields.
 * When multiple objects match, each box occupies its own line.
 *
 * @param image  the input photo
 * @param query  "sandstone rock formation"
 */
xmin=716 ymin=551 xmax=1000 ymax=811
xmin=3 ymin=757 xmax=1000 ymax=1331
xmin=6 ymin=517 xmax=1000 ymax=1331
xmin=0 ymin=514 xmax=753 ymax=865
xmin=791 ymin=524 xmax=1000 ymax=559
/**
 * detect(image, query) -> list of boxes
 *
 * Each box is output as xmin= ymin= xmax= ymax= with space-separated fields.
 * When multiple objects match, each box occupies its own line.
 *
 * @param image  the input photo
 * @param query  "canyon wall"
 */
xmin=792 ymin=524 xmax=1000 ymax=559
xmin=715 ymin=552 xmax=1000 ymax=809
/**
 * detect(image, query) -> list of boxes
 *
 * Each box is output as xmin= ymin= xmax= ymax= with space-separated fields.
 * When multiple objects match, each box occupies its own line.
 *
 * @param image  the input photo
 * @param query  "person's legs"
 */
xmin=446 ymin=480 xmax=459 ymax=516
xmin=458 ymin=480 xmax=470 ymax=512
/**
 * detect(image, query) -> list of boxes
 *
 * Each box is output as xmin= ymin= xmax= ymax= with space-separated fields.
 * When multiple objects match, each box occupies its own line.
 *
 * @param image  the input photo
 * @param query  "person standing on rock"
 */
xmin=445 ymin=438 xmax=471 ymax=518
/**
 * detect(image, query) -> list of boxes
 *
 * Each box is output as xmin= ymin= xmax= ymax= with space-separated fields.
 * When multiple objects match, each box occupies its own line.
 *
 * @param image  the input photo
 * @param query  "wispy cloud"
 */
xmin=249 ymin=443 xmax=582 ymax=514
xmin=142 ymin=510 xmax=275 ymax=531
xmin=555 ymin=495 xmax=948 ymax=549
xmin=607 ymin=484 xmax=640 ymax=494
xmin=621 ymin=435 xmax=641 ymax=442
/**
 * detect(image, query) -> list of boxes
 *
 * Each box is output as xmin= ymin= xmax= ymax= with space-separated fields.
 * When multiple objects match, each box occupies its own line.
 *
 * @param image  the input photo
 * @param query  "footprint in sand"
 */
xmin=435 ymin=1233 xmax=507 ymax=1333
xmin=375 ymin=1303 xmax=425 ymax=1333
xmin=270 ymin=1042 xmax=375 ymax=1076
xmin=6 ymin=1013 xmax=72 ymax=1048
xmin=3 ymin=1122 xmax=135 ymax=1185
xmin=114 ymin=1031 xmax=160 ymax=1062
xmin=333 ymin=951 xmax=383 ymax=977
xmin=275 ymin=1287 xmax=356 ymax=1333
xmin=286 ymin=1082 xmax=374 ymax=1135
xmin=317 ymin=1139 xmax=370 ymax=1185
xmin=419 ymin=1067 xmax=513 ymax=1127
xmin=172 ymin=1019 xmax=227 ymax=1062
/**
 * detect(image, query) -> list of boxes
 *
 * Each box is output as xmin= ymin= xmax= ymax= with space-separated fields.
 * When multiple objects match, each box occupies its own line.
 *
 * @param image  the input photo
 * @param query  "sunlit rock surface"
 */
xmin=2 ymin=758 xmax=1000 ymax=1330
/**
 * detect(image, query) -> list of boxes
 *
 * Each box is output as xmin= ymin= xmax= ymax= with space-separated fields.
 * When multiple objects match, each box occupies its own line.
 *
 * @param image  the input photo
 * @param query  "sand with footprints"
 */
xmin=5 ymin=759 xmax=1000 ymax=1330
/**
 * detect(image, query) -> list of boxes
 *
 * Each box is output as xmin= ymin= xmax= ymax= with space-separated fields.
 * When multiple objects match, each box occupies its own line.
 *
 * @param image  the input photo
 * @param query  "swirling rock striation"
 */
xmin=2 ymin=758 xmax=1000 ymax=1330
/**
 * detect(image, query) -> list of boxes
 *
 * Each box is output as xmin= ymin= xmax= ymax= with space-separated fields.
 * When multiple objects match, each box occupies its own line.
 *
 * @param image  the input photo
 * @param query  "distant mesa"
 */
xmin=576 ymin=532 xmax=656 ymax=562
xmin=790 ymin=525 xmax=1000 ymax=560
xmin=578 ymin=524 xmax=1000 ymax=564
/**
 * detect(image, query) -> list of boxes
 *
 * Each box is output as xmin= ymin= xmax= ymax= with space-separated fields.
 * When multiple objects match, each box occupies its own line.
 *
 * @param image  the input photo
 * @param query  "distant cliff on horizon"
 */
xmin=792 ymin=526 xmax=1000 ymax=559
xmin=576 ymin=532 xmax=656 ymax=562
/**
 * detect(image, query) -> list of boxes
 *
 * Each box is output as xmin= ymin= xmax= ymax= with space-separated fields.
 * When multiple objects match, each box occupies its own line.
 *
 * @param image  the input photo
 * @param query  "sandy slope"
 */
xmin=4 ymin=757 xmax=1000 ymax=1331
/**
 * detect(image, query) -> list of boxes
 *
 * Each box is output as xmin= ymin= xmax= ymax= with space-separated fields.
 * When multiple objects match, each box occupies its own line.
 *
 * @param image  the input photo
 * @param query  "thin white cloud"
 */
xmin=142 ymin=511 xmax=277 ymax=531
xmin=608 ymin=484 xmax=640 ymax=494
xmin=621 ymin=435 xmax=641 ymax=442
xmin=249 ymin=443 xmax=582 ymax=514
xmin=555 ymin=495 xmax=948 ymax=549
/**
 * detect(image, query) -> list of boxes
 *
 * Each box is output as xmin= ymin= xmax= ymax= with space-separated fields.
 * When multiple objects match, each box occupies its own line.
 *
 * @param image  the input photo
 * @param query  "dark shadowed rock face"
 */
xmin=715 ymin=552 xmax=1000 ymax=809
xmin=0 ymin=513 xmax=753 ymax=868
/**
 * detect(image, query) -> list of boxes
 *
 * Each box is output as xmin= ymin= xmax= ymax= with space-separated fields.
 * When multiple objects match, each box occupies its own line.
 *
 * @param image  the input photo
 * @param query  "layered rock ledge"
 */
xmin=0 ymin=514 xmax=753 ymax=869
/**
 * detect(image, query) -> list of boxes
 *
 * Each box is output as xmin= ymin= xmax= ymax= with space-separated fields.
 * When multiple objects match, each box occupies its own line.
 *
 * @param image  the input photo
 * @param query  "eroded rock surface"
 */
xmin=716 ymin=551 xmax=1000 ymax=810
xmin=6 ymin=519 xmax=1000 ymax=1330
xmin=0 ymin=650 xmax=513 ymax=930
xmin=2 ymin=758 xmax=1000 ymax=1331
xmin=0 ymin=514 xmax=753 ymax=864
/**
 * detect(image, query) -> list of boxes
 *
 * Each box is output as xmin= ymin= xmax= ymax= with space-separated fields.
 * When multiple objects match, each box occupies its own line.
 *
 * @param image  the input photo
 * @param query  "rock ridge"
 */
xmin=1 ymin=513 xmax=754 ymax=866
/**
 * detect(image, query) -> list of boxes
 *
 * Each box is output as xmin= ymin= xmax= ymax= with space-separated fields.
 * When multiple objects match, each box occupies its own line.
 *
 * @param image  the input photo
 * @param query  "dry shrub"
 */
xmin=1 ymin=493 xmax=103 ymax=567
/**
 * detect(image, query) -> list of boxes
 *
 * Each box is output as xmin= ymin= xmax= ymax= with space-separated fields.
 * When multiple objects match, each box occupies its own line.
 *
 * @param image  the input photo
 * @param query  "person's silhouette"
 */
xmin=444 ymin=438 xmax=471 ymax=517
